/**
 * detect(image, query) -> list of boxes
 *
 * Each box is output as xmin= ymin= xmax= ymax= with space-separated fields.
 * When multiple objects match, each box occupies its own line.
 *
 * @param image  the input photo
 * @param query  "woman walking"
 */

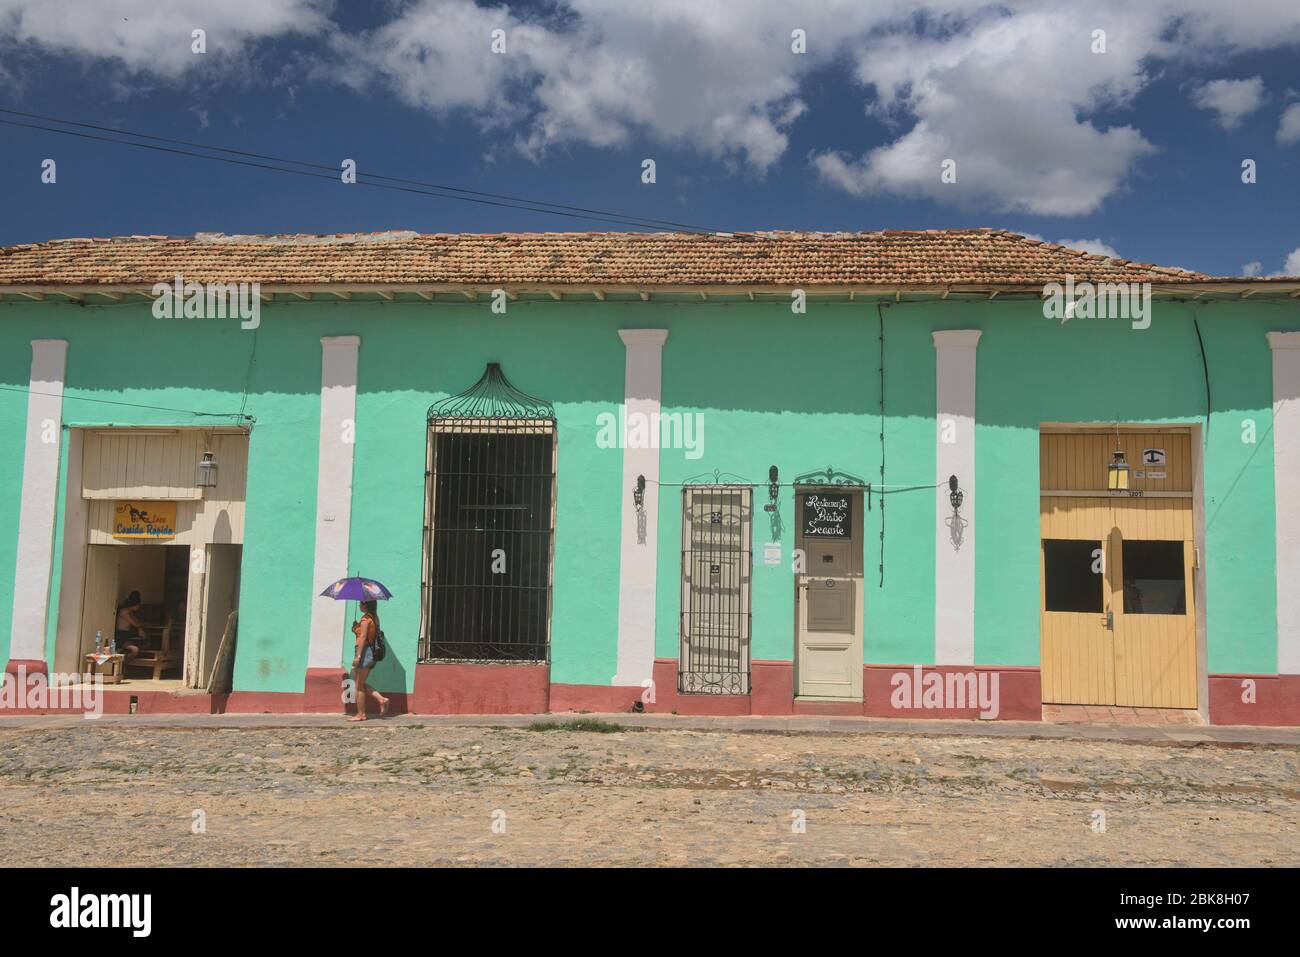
xmin=349 ymin=599 xmax=390 ymax=721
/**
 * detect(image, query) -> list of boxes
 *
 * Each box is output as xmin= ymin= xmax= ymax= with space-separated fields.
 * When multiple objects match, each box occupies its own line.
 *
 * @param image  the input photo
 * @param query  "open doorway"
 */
xmin=80 ymin=542 xmax=241 ymax=689
xmin=81 ymin=543 xmax=189 ymax=685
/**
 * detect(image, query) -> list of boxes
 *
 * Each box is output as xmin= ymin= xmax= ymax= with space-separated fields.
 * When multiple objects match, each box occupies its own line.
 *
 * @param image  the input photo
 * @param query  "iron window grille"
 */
xmin=679 ymin=485 xmax=753 ymax=695
xmin=420 ymin=364 xmax=557 ymax=663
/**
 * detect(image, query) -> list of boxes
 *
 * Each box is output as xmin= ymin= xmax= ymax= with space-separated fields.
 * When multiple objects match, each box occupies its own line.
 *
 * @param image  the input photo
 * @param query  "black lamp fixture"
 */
xmin=948 ymin=474 xmax=964 ymax=511
xmin=633 ymin=474 xmax=648 ymax=546
xmin=765 ymin=465 xmax=780 ymax=512
xmin=196 ymin=450 xmax=219 ymax=488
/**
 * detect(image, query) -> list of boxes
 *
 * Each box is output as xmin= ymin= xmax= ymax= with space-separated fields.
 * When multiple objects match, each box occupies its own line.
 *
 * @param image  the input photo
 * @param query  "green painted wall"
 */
xmin=0 ymin=331 xmax=30 ymax=666
xmin=3 ymin=295 xmax=1297 ymax=692
xmin=653 ymin=304 xmax=936 ymax=668
xmin=345 ymin=303 xmax=626 ymax=690
xmin=1 ymin=303 xmax=327 ymax=691
xmin=972 ymin=299 xmax=1296 ymax=674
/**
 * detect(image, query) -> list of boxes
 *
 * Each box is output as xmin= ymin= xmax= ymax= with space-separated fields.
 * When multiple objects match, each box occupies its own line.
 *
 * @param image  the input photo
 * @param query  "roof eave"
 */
xmin=1 ymin=280 xmax=1298 ymax=303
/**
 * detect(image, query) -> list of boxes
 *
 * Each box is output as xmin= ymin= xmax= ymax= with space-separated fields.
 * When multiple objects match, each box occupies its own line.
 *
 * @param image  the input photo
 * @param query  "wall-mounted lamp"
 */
xmin=634 ymin=474 xmax=647 ymax=545
xmin=1107 ymin=450 xmax=1129 ymax=492
xmin=196 ymin=451 xmax=219 ymax=488
xmin=948 ymin=474 xmax=964 ymax=511
xmin=765 ymin=465 xmax=780 ymax=512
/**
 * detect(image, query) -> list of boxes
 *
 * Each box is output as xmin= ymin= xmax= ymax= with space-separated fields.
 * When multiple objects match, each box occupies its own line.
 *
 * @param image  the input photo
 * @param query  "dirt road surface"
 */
xmin=2 ymin=720 xmax=1296 ymax=866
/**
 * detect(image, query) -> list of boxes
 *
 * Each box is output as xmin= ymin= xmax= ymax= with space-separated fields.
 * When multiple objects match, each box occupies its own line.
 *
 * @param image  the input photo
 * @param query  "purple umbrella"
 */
xmin=319 ymin=576 xmax=393 ymax=601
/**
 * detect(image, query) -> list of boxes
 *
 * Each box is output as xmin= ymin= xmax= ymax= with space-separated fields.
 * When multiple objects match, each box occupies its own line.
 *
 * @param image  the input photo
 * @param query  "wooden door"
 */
xmin=198 ymin=544 xmax=242 ymax=689
xmin=794 ymin=490 xmax=864 ymax=699
xmin=1039 ymin=431 xmax=1197 ymax=708
xmin=1039 ymin=497 xmax=1115 ymax=704
xmin=1111 ymin=501 xmax=1197 ymax=708
xmin=80 ymin=544 xmax=120 ymax=660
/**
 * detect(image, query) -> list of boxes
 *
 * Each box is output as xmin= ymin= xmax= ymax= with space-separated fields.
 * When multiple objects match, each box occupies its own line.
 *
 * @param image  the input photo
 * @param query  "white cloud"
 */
xmin=0 ymin=0 xmax=329 ymax=78
xmin=1249 ymin=249 xmax=1300 ymax=276
xmin=812 ymin=2 xmax=1300 ymax=215
xmin=1055 ymin=238 xmax=1122 ymax=259
xmin=1279 ymin=248 xmax=1300 ymax=277
xmin=1013 ymin=232 xmax=1122 ymax=259
xmin=6 ymin=0 xmax=1300 ymax=214
xmin=330 ymin=0 xmax=871 ymax=172
xmin=1190 ymin=77 xmax=1266 ymax=129
xmin=1278 ymin=103 xmax=1300 ymax=145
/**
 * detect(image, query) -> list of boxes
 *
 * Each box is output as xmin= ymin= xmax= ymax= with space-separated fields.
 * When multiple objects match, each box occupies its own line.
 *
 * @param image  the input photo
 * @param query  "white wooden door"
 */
xmin=795 ymin=490 xmax=864 ymax=699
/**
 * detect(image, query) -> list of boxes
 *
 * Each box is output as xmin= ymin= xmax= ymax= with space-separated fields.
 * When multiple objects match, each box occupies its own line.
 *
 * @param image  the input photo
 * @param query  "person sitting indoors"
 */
xmin=114 ymin=591 xmax=148 ymax=661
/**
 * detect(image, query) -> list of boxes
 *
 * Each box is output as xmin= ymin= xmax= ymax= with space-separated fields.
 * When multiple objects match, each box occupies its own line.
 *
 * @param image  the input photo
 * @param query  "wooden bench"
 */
xmin=127 ymin=623 xmax=183 ymax=680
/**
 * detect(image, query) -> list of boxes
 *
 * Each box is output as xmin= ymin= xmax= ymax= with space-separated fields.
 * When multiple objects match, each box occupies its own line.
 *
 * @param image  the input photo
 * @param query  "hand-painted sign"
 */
xmin=801 ymin=493 xmax=851 ymax=538
xmin=113 ymin=501 xmax=177 ymax=539
xmin=1142 ymin=448 xmax=1166 ymax=466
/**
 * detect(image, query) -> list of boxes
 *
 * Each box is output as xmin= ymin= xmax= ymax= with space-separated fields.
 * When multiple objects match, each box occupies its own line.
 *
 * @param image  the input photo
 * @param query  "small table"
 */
xmin=84 ymin=653 xmax=125 ymax=685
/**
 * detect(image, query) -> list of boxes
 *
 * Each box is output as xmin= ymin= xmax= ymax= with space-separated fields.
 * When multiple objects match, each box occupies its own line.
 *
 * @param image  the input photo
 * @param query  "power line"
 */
xmin=0 ymin=385 xmax=253 ymax=420
xmin=0 ymin=107 xmax=713 ymax=232
xmin=0 ymin=108 xmax=725 ymax=234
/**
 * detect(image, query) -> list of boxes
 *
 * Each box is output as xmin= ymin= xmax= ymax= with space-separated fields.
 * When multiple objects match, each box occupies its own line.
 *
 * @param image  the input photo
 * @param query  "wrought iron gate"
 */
xmin=679 ymin=486 xmax=752 ymax=694
xmin=421 ymin=364 xmax=556 ymax=662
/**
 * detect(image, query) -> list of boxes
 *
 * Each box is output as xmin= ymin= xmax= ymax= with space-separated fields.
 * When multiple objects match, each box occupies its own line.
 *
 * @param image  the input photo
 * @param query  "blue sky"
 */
xmin=1 ymin=0 xmax=1298 ymax=277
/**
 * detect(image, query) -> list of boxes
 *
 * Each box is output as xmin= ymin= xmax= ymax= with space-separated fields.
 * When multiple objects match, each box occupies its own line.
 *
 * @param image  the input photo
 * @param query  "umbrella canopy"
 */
xmin=320 ymin=576 xmax=393 ymax=601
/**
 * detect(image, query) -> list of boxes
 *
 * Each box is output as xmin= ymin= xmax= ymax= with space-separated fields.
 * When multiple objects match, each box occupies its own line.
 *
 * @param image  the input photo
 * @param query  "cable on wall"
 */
xmin=877 ymin=302 xmax=888 ymax=588
xmin=1192 ymin=312 xmax=1212 ymax=443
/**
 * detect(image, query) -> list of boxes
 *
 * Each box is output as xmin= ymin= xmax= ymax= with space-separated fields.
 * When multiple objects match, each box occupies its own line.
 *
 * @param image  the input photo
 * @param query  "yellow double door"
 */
xmin=1039 ymin=495 xmax=1197 ymax=708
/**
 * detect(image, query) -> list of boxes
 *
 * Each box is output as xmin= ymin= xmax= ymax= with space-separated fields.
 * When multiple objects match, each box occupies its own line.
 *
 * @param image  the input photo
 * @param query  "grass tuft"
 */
xmin=525 ymin=719 xmax=631 ymax=734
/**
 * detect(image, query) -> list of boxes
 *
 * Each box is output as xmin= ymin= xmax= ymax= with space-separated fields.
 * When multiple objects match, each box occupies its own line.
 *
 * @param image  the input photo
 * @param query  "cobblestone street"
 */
xmin=1 ymin=717 xmax=1297 ymax=867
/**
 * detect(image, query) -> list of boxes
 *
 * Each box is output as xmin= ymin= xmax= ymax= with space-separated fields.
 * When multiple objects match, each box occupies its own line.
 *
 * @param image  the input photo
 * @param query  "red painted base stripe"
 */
xmin=3 ymin=660 xmax=1296 ymax=725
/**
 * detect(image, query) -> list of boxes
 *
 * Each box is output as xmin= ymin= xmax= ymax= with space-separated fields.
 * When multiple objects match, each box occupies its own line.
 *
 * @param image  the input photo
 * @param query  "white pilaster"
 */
xmin=1268 ymin=331 xmax=1300 ymax=674
xmin=306 ymin=335 xmax=361 ymax=670
xmin=933 ymin=329 xmax=981 ymax=665
xmin=9 ymin=340 xmax=69 ymax=664
xmin=613 ymin=328 xmax=669 ymax=686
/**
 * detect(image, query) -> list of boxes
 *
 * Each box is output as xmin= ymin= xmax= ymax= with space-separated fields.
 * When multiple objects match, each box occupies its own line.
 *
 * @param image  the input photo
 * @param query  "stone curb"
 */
xmin=2 ymin=711 xmax=1299 ymax=747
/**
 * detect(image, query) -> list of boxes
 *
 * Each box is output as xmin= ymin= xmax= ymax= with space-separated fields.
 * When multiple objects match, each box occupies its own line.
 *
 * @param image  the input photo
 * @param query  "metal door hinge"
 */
xmin=1104 ymin=610 xmax=1114 ymax=631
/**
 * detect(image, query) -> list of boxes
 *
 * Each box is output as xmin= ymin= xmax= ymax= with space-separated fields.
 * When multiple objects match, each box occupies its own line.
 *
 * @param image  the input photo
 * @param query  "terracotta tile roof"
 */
xmin=0 ymin=228 xmax=1215 ymax=288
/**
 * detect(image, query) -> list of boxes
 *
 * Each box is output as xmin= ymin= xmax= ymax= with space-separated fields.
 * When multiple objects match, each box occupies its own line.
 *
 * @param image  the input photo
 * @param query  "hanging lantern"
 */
xmin=948 ymin=474 xmax=964 ymax=510
xmin=196 ymin=451 xmax=219 ymax=488
xmin=1107 ymin=449 xmax=1129 ymax=492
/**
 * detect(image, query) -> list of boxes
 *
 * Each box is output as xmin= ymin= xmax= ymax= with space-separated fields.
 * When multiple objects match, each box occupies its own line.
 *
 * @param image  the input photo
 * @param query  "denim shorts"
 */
xmin=356 ymin=644 xmax=375 ymax=670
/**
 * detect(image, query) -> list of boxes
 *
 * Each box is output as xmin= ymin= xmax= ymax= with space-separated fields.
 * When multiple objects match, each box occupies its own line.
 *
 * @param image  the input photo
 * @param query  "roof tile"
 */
xmin=0 ymin=228 xmax=1215 ymax=287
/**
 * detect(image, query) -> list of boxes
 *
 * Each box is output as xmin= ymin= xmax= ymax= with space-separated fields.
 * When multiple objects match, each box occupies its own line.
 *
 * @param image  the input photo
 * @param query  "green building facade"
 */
xmin=2 ymin=230 xmax=1297 ymax=724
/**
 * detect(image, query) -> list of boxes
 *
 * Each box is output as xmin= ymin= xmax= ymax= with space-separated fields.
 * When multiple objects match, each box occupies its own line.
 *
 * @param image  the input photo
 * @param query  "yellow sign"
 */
xmin=112 ymin=501 xmax=177 ymax=539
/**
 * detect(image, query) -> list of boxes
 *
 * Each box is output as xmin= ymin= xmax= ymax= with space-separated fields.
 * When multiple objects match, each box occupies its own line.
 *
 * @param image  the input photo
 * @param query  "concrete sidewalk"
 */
xmin=2 ymin=710 xmax=1298 ymax=747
